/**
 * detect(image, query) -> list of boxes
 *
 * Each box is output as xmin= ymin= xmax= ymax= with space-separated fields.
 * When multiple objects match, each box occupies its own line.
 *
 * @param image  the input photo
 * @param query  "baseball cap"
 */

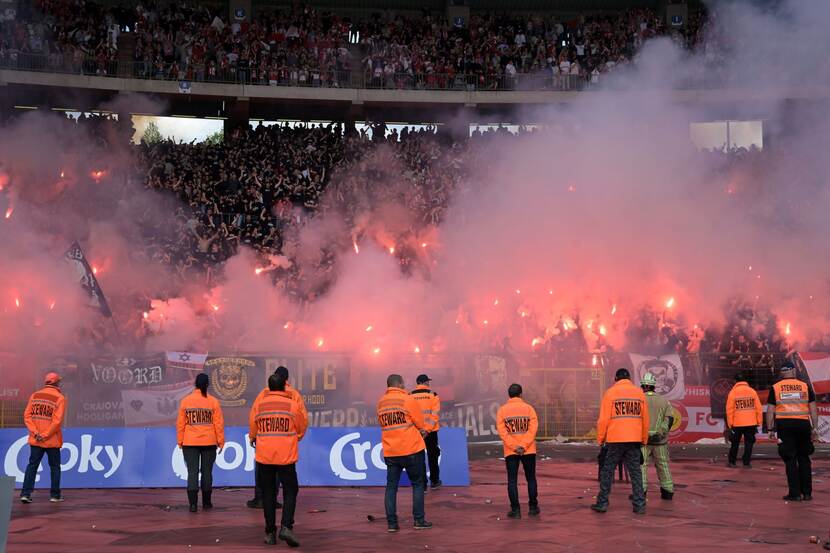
xmin=416 ymin=374 xmax=431 ymax=384
xmin=44 ymin=372 xmax=61 ymax=385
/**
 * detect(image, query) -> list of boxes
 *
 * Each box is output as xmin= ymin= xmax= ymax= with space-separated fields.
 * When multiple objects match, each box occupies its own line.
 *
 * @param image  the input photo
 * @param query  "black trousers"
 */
xmin=182 ymin=445 xmax=216 ymax=494
xmin=505 ymin=454 xmax=538 ymax=510
xmin=778 ymin=424 xmax=813 ymax=497
xmin=253 ymin=462 xmax=280 ymax=501
xmin=728 ymin=426 xmax=757 ymax=465
xmin=259 ymin=462 xmax=298 ymax=534
xmin=424 ymin=431 xmax=441 ymax=485
xmin=596 ymin=443 xmax=645 ymax=508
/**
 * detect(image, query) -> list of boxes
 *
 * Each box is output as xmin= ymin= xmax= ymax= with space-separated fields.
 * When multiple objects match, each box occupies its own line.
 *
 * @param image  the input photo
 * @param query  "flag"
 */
xmin=121 ymin=381 xmax=193 ymax=426
xmin=799 ymin=352 xmax=830 ymax=394
xmin=63 ymin=241 xmax=112 ymax=317
xmin=629 ymin=353 xmax=686 ymax=400
xmin=166 ymin=351 xmax=208 ymax=372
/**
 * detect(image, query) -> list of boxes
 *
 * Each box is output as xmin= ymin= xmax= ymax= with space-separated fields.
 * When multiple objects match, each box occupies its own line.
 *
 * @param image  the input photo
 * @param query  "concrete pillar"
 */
xmin=223 ymin=97 xmax=250 ymax=139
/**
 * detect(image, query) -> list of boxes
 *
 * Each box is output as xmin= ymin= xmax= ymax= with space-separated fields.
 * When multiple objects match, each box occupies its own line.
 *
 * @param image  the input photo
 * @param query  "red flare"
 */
xmin=49 ymin=301 xmax=56 ymax=310
xmin=4 ymin=207 xmax=12 ymax=219
xmin=531 ymin=337 xmax=543 ymax=347
xmin=665 ymin=297 xmax=675 ymax=309
xmin=254 ymin=267 xmax=264 ymax=275
xmin=353 ymin=240 xmax=360 ymax=254
xmin=15 ymin=298 xmax=20 ymax=308
xmin=365 ymin=325 xmax=373 ymax=332
xmin=372 ymin=347 xmax=381 ymax=355
xmin=388 ymin=246 xmax=395 ymax=255
xmin=413 ymin=345 xmax=421 ymax=354
xmin=210 ymin=304 xmax=219 ymax=312
xmin=316 ymin=338 xmax=325 ymax=348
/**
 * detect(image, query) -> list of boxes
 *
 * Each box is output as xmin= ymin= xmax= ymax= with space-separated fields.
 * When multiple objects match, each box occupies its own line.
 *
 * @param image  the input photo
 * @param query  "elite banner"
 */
xmin=0 ymin=427 xmax=470 ymax=489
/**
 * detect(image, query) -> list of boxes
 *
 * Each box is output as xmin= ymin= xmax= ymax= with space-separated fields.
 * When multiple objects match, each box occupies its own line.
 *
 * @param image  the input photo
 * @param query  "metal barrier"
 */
xmin=0 ymin=401 xmax=25 ymax=429
xmin=520 ymin=366 xmax=605 ymax=440
xmin=0 ymin=52 xmax=595 ymax=92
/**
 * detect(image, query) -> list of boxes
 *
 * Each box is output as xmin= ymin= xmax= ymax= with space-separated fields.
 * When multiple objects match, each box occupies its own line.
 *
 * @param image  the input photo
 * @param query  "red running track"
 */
xmin=7 ymin=454 xmax=830 ymax=552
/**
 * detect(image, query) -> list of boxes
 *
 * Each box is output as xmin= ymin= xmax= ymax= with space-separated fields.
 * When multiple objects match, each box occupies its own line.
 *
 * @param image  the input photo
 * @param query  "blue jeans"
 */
xmin=21 ymin=446 xmax=62 ymax=499
xmin=384 ymin=450 xmax=426 ymax=525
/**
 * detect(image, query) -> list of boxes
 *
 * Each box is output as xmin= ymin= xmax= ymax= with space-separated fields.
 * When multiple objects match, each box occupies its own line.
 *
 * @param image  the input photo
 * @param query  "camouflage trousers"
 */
xmin=641 ymin=444 xmax=673 ymax=493
xmin=596 ymin=443 xmax=645 ymax=509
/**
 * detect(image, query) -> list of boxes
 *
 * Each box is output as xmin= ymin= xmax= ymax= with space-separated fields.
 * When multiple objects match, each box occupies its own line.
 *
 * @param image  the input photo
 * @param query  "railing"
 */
xmin=0 ymin=52 xmax=596 ymax=92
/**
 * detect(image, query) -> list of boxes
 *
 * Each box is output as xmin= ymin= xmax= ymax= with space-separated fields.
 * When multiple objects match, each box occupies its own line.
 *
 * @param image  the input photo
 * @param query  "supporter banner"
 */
xmin=815 ymin=405 xmax=830 ymax=444
xmin=669 ymin=386 xmax=725 ymax=442
xmin=800 ymin=352 xmax=830 ymax=395
xmin=121 ymin=381 xmax=193 ymax=426
xmin=0 ymin=427 xmax=469 ymax=488
xmin=68 ymin=354 xmax=172 ymax=426
xmin=261 ymin=355 xmax=351 ymax=410
xmin=630 ymin=353 xmax=685 ymax=400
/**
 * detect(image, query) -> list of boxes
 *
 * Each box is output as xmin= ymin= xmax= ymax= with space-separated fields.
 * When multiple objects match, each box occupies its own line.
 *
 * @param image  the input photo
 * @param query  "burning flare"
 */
xmin=665 ymin=297 xmax=675 ymax=309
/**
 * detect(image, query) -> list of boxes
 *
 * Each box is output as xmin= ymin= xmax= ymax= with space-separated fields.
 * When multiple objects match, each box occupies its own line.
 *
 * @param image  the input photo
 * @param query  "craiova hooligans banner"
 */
xmin=0 ymin=427 xmax=470 ymax=488
xmin=629 ymin=353 xmax=686 ymax=400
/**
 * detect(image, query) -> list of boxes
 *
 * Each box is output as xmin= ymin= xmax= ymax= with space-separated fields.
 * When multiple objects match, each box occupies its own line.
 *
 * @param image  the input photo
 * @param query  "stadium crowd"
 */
xmin=36 ymin=110 xmax=791 ymax=362
xmin=1 ymin=1 xmax=704 ymax=89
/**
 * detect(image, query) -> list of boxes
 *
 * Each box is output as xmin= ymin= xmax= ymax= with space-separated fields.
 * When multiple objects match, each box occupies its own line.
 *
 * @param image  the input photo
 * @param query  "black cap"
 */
xmin=274 ymin=366 xmax=290 ymax=379
xmin=416 ymin=374 xmax=431 ymax=384
xmin=615 ymin=368 xmax=630 ymax=381
xmin=780 ymin=361 xmax=795 ymax=371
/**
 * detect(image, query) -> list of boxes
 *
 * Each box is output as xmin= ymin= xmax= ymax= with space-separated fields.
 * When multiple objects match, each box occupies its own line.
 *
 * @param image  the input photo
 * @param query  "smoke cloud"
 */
xmin=2 ymin=0 xmax=830 ymax=366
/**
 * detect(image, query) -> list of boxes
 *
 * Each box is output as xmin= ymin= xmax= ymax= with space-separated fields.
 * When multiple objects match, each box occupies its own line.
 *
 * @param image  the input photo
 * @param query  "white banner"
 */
xmin=121 ymin=381 xmax=192 ymax=426
xmin=629 ymin=353 xmax=686 ymax=400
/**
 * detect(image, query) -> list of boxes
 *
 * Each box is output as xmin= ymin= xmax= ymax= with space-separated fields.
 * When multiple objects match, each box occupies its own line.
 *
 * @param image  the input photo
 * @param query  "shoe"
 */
xmin=782 ymin=495 xmax=802 ymax=502
xmin=590 ymin=503 xmax=608 ymax=513
xmin=727 ymin=461 xmax=737 ymax=468
xmin=413 ymin=520 xmax=433 ymax=530
xmin=278 ymin=527 xmax=300 ymax=547
xmin=528 ymin=506 xmax=541 ymax=517
xmin=202 ymin=492 xmax=212 ymax=509
xmin=742 ymin=463 xmax=752 ymax=469
xmin=802 ymin=494 xmax=813 ymax=501
xmin=507 ymin=509 xmax=521 ymax=519
xmin=264 ymin=532 xmax=277 ymax=545
xmin=660 ymin=488 xmax=673 ymax=501
xmin=387 ymin=524 xmax=400 ymax=533
xmin=246 ymin=498 xmax=262 ymax=509
xmin=430 ymin=481 xmax=442 ymax=490
xmin=20 ymin=496 xmax=32 ymax=504
xmin=633 ymin=505 xmax=646 ymax=515
xmin=49 ymin=497 xmax=64 ymax=503
xmin=187 ymin=490 xmax=198 ymax=512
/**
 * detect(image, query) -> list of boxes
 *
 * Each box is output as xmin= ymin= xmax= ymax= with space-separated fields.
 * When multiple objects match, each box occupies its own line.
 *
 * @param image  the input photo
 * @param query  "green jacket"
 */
xmin=644 ymin=391 xmax=672 ymax=445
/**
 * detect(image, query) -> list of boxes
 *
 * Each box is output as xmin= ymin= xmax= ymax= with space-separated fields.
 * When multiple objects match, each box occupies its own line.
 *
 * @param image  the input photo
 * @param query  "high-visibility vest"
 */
xmin=725 ymin=382 xmax=763 ymax=428
xmin=596 ymin=379 xmax=650 ymax=444
xmin=772 ymin=379 xmax=810 ymax=421
xmin=376 ymin=387 xmax=426 ymax=457
xmin=411 ymin=384 xmax=440 ymax=432
xmin=177 ymin=390 xmax=225 ymax=447
xmin=496 ymin=398 xmax=538 ymax=456
xmin=249 ymin=390 xmax=307 ymax=465
xmin=23 ymin=385 xmax=66 ymax=448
